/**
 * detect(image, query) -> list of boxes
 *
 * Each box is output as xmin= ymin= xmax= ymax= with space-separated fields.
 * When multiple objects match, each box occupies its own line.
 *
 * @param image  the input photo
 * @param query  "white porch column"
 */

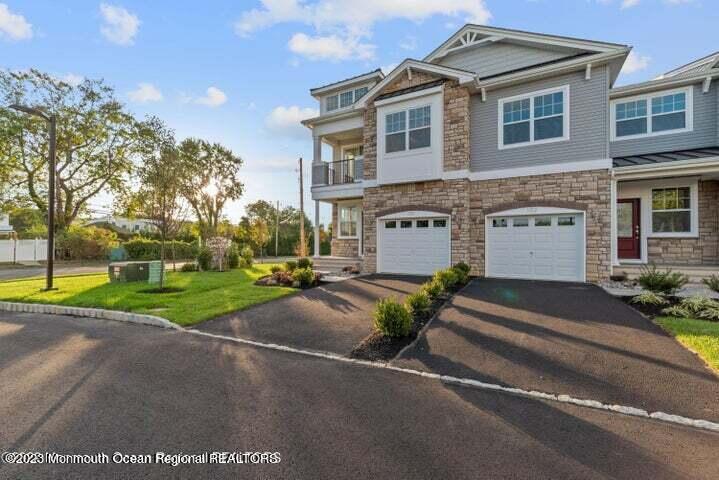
xmin=313 ymin=200 xmax=321 ymax=258
xmin=610 ymin=175 xmax=619 ymax=267
xmin=313 ymin=135 xmax=322 ymax=165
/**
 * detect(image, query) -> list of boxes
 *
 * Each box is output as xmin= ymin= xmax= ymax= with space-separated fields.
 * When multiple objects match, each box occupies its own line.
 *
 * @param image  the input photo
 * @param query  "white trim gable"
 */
xmin=353 ymin=60 xmax=475 ymax=110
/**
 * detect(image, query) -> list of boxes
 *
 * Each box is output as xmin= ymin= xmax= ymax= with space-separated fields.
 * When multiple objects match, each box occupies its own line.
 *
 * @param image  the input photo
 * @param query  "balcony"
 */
xmin=313 ymin=158 xmax=364 ymax=186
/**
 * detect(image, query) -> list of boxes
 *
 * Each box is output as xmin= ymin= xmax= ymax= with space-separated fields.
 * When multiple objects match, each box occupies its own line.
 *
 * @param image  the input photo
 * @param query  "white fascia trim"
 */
xmin=486 ymin=206 xmax=584 ymax=217
xmin=311 ymin=183 xmax=364 ymax=201
xmin=302 ymin=109 xmax=363 ymax=128
xmin=377 ymin=210 xmax=450 ymax=220
xmin=477 ymin=50 xmax=628 ymax=91
xmin=374 ymin=85 xmax=444 ymax=107
xmin=310 ymin=71 xmax=384 ymax=97
xmin=468 ymin=158 xmax=612 ymax=181
xmin=610 ymin=70 xmax=718 ymax=98
xmin=609 ymin=86 xmax=694 ymax=142
xmin=613 ymin=156 xmax=719 ymax=180
xmin=424 ymin=25 xmax=626 ymax=63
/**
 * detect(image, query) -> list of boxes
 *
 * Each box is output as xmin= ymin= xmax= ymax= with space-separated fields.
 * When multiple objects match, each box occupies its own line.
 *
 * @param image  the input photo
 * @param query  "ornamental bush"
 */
xmin=630 ymin=291 xmax=668 ymax=306
xmin=180 ymin=262 xmax=198 ymax=272
xmin=297 ymin=257 xmax=313 ymax=269
xmin=270 ymin=265 xmax=283 ymax=274
xmin=373 ymin=297 xmax=412 ymax=337
xmin=197 ymin=246 xmax=212 ymax=271
xmin=292 ymin=267 xmax=315 ymax=288
xmin=453 ymin=262 xmax=471 ymax=275
xmin=421 ymin=279 xmax=444 ymax=300
xmin=284 ymin=260 xmax=298 ymax=272
xmin=703 ymin=274 xmax=719 ymax=293
xmin=239 ymin=245 xmax=254 ymax=268
xmin=123 ymin=238 xmax=196 ymax=261
xmin=227 ymin=245 xmax=240 ymax=269
xmin=452 ymin=265 xmax=469 ymax=285
xmin=433 ymin=268 xmax=459 ymax=291
xmin=405 ymin=290 xmax=431 ymax=317
xmin=638 ymin=264 xmax=688 ymax=294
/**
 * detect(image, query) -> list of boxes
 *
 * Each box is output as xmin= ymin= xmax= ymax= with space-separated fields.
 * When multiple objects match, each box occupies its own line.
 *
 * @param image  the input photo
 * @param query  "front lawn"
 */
xmin=0 ymin=265 xmax=294 ymax=327
xmin=656 ymin=316 xmax=719 ymax=373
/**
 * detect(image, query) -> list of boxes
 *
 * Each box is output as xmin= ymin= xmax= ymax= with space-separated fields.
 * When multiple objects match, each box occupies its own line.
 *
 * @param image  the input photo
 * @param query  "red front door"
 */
xmin=617 ymin=199 xmax=640 ymax=259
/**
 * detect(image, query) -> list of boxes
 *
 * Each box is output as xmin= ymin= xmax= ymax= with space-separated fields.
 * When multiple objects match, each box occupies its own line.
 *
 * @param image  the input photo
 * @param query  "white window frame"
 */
xmin=610 ymin=86 xmax=693 ymax=141
xmin=325 ymin=85 xmax=371 ymax=113
xmin=497 ymin=85 xmax=570 ymax=150
xmin=650 ymin=186 xmax=695 ymax=237
xmin=337 ymin=201 xmax=361 ymax=239
xmin=382 ymin=104 xmax=432 ymax=156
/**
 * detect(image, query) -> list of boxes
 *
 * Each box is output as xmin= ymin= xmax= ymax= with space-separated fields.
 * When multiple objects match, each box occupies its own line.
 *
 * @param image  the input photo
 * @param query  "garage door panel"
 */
xmin=487 ymin=213 xmax=584 ymax=282
xmin=378 ymin=217 xmax=450 ymax=275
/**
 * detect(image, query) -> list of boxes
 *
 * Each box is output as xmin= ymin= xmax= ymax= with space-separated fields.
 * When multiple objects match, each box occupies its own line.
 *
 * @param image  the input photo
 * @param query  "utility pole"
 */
xmin=275 ymin=200 xmax=280 ymax=258
xmin=298 ymin=157 xmax=306 ymax=257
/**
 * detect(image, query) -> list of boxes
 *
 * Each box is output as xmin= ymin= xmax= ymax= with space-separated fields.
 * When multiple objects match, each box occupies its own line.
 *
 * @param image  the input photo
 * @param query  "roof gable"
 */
xmin=662 ymin=51 xmax=719 ymax=79
xmin=424 ymin=24 xmax=627 ymax=63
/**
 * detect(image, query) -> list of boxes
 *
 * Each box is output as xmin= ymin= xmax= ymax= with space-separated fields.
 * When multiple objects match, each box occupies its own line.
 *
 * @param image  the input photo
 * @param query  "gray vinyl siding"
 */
xmin=439 ymin=42 xmax=571 ymax=79
xmin=609 ymin=82 xmax=718 ymax=158
xmin=470 ymin=66 xmax=609 ymax=172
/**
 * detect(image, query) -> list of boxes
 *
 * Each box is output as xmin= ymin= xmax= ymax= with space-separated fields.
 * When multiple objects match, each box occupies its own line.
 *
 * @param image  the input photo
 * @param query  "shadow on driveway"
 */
xmin=194 ymin=274 xmax=426 ymax=354
xmin=394 ymin=277 xmax=719 ymax=423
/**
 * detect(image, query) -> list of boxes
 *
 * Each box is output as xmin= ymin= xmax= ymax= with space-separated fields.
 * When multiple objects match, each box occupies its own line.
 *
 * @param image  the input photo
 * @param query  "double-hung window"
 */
xmin=338 ymin=203 xmax=360 ymax=238
xmin=651 ymin=187 xmax=692 ymax=234
xmin=499 ymin=86 xmax=568 ymax=148
xmin=385 ymin=105 xmax=431 ymax=154
xmin=613 ymin=88 xmax=691 ymax=140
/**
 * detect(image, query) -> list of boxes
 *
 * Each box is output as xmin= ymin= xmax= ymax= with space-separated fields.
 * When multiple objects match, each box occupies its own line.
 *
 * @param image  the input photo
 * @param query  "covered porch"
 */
xmin=611 ymin=148 xmax=719 ymax=281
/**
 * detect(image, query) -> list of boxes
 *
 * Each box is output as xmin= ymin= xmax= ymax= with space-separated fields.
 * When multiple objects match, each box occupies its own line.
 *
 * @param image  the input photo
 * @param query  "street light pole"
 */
xmin=8 ymin=104 xmax=57 ymax=290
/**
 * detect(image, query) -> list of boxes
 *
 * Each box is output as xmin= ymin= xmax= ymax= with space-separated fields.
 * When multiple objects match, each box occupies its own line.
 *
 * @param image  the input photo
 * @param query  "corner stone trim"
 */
xmin=376 ymin=205 xmax=453 ymax=218
xmin=484 ymin=200 xmax=588 ymax=215
xmin=0 ymin=301 xmax=181 ymax=330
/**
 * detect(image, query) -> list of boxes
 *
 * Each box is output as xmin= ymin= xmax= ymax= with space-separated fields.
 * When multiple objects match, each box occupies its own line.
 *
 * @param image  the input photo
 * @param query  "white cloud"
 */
xmin=128 ymin=83 xmax=163 ymax=103
xmin=265 ymin=105 xmax=319 ymax=139
xmin=288 ymin=33 xmax=375 ymax=61
xmin=621 ymin=51 xmax=651 ymax=74
xmin=99 ymin=3 xmax=139 ymax=46
xmin=0 ymin=3 xmax=32 ymax=41
xmin=235 ymin=0 xmax=490 ymax=61
xmin=61 ymin=73 xmax=84 ymax=86
xmin=195 ymin=87 xmax=227 ymax=107
xmin=620 ymin=0 xmax=640 ymax=8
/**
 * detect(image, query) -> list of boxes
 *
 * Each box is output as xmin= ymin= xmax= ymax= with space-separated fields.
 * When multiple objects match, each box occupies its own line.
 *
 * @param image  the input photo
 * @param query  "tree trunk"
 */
xmin=159 ymin=234 xmax=166 ymax=290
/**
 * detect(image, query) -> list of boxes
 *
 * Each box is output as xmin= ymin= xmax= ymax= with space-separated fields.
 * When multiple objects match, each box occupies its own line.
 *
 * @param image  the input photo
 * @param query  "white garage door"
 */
xmin=486 ymin=213 xmax=584 ymax=282
xmin=378 ymin=216 xmax=450 ymax=275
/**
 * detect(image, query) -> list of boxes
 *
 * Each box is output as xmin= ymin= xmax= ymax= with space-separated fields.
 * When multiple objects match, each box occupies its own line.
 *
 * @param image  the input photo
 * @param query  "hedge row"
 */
xmin=123 ymin=239 xmax=197 ymax=260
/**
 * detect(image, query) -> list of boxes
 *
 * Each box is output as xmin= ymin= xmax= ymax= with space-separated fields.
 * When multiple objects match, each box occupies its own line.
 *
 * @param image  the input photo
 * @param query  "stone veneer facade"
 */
xmin=647 ymin=180 xmax=719 ymax=265
xmin=330 ymin=202 xmax=360 ymax=258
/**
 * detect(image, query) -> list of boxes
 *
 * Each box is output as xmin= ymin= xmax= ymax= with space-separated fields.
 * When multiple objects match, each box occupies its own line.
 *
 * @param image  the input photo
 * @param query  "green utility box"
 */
xmin=108 ymin=261 xmax=151 ymax=283
xmin=148 ymin=261 xmax=163 ymax=284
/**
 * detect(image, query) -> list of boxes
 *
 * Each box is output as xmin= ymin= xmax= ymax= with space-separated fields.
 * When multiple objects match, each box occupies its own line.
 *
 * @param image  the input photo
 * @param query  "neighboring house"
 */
xmin=303 ymin=24 xmax=719 ymax=283
xmin=86 ymin=216 xmax=158 ymax=234
xmin=0 ymin=214 xmax=15 ymax=237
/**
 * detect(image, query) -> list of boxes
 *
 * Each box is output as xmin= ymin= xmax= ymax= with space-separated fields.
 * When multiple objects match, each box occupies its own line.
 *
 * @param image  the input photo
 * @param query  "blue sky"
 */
xmin=1 ymin=0 xmax=716 ymax=226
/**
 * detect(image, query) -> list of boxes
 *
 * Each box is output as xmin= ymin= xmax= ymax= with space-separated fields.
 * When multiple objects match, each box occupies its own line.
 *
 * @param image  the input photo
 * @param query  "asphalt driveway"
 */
xmin=195 ymin=274 xmax=426 ymax=354
xmin=1 ymin=311 xmax=717 ymax=479
xmin=395 ymin=278 xmax=719 ymax=423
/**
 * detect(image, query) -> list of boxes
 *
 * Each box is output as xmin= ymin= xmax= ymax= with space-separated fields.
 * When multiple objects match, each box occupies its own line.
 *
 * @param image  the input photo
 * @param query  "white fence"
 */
xmin=0 ymin=239 xmax=48 ymax=263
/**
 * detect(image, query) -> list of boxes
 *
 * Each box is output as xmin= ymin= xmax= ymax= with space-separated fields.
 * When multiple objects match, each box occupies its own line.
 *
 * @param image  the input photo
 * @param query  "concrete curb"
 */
xmin=186 ymin=328 xmax=719 ymax=434
xmin=0 ymin=301 xmax=181 ymax=330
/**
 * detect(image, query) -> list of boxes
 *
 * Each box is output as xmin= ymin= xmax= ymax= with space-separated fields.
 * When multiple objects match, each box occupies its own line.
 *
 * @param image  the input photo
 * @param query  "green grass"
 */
xmin=656 ymin=316 xmax=719 ymax=373
xmin=0 ymin=264 xmax=295 ymax=327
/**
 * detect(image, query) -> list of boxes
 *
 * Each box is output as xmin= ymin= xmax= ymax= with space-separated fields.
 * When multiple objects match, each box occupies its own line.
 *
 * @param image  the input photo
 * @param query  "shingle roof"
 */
xmin=310 ymin=69 xmax=383 ymax=93
xmin=478 ymin=52 xmax=594 ymax=81
xmin=375 ymin=79 xmax=446 ymax=102
xmin=613 ymin=147 xmax=719 ymax=168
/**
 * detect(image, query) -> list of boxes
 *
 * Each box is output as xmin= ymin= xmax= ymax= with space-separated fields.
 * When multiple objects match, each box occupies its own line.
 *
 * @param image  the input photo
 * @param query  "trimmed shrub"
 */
xmin=405 ymin=290 xmax=431 ymax=317
xmin=270 ymin=265 xmax=283 ymax=274
xmin=239 ymin=246 xmax=254 ymax=268
xmin=284 ymin=260 xmax=298 ymax=272
xmin=292 ymin=267 xmax=315 ymax=288
xmin=638 ymin=264 xmax=688 ymax=294
xmin=703 ymin=274 xmax=719 ymax=293
xmin=57 ymin=225 xmax=118 ymax=260
xmin=181 ymin=262 xmax=198 ymax=272
xmin=452 ymin=266 xmax=469 ymax=285
xmin=433 ymin=268 xmax=459 ymax=291
xmin=297 ymin=257 xmax=313 ymax=269
xmin=373 ymin=297 xmax=412 ymax=337
xmin=421 ymin=279 xmax=444 ymax=300
xmin=453 ymin=262 xmax=471 ymax=274
xmin=699 ymin=307 xmax=719 ymax=321
xmin=662 ymin=296 xmax=719 ymax=319
xmin=197 ymin=247 xmax=212 ymax=271
xmin=227 ymin=245 xmax=240 ymax=269
xmin=123 ymin=238 xmax=196 ymax=261
xmin=630 ymin=291 xmax=668 ymax=306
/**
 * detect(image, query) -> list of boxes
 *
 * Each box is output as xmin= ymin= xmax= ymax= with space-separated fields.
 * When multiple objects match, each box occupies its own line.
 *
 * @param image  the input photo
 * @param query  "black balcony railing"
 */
xmin=313 ymin=158 xmax=363 ymax=186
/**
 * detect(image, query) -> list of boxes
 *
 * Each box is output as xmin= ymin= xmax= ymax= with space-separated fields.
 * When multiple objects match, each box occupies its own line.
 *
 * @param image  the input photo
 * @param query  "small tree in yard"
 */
xmin=128 ymin=117 xmax=188 ymax=289
xmin=249 ymin=218 xmax=270 ymax=260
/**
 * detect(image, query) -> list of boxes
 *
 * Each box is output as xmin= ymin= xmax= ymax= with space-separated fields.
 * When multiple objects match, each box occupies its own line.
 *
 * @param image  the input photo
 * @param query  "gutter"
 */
xmin=610 ymin=69 xmax=719 ymax=98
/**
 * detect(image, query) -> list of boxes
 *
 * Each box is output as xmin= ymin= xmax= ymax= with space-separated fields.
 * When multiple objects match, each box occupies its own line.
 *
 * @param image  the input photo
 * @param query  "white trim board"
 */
xmin=610 ymin=86 xmax=694 ymax=142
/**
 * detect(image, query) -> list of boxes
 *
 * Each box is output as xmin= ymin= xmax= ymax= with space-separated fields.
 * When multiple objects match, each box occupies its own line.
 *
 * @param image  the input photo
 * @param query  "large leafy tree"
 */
xmin=177 ymin=138 xmax=244 ymax=238
xmin=243 ymin=199 xmax=314 ymax=256
xmin=0 ymin=69 xmax=139 ymax=232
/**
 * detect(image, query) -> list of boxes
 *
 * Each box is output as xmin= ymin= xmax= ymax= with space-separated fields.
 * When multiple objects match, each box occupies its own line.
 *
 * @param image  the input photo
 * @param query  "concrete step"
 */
xmin=614 ymin=264 xmax=719 ymax=284
xmin=312 ymin=256 xmax=361 ymax=273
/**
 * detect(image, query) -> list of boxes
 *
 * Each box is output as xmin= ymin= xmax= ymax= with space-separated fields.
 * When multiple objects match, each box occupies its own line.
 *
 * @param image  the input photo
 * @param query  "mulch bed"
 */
xmin=349 ymin=282 xmax=468 ymax=362
xmin=619 ymin=295 xmax=681 ymax=318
